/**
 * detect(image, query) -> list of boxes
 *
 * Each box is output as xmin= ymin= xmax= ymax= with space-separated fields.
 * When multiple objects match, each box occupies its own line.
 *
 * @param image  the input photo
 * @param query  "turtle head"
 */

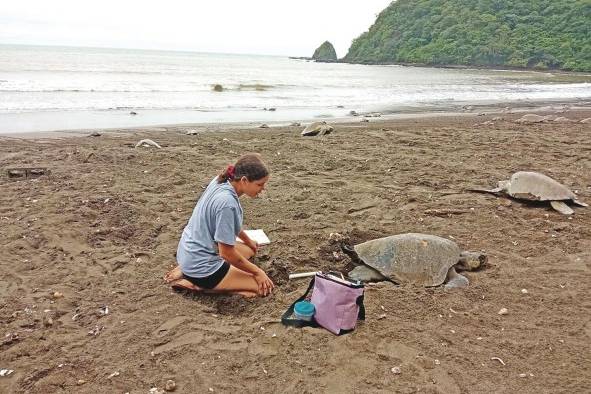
xmin=456 ymin=251 xmax=488 ymax=271
xmin=341 ymin=243 xmax=362 ymax=265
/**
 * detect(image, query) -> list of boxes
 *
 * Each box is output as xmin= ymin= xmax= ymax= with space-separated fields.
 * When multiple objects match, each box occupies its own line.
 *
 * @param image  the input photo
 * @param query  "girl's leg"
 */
xmin=212 ymin=265 xmax=259 ymax=297
xmin=165 ymin=242 xmax=254 ymax=283
xmin=170 ymin=276 xmax=258 ymax=298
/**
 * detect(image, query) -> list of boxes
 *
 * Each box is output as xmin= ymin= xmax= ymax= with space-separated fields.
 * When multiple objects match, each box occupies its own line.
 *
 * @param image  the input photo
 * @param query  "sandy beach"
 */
xmin=1 ymin=108 xmax=590 ymax=393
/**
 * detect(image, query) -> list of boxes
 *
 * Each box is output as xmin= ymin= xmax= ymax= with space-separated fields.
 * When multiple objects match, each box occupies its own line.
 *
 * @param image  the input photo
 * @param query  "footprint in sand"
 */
xmin=585 ymin=321 xmax=591 ymax=339
xmin=316 ymin=344 xmax=380 ymax=391
xmin=153 ymin=316 xmax=190 ymax=337
xmin=247 ymin=338 xmax=279 ymax=357
xmin=376 ymin=340 xmax=460 ymax=394
xmin=153 ymin=331 xmax=204 ymax=355
xmin=1 ymin=272 xmax=24 ymax=294
xmin=208 ymin=338 xmax=249 ymax=352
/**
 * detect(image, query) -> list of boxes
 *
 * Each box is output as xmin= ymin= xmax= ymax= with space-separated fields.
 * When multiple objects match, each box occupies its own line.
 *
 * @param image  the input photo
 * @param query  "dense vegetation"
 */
xmin=312 ymin=41 xmax=338 ymax=61
xmin=344 ymin=0 xmax=591 ymax=71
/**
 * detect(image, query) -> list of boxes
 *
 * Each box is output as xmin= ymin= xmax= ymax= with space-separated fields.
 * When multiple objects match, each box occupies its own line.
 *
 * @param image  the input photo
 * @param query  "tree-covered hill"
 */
xmin=344 ymin=0 xmax=591 ymax=72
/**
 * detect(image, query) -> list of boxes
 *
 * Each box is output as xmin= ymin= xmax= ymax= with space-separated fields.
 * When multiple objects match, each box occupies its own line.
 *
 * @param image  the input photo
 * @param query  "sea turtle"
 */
xmin=342 ymin=233 xmax=486 ymax=288
xmin=301 ymin=121 xmax=333 ymax=136
xmin=135 ymin=139 xmax=162 ymax=149
xmin=470 ymin=171 xmax=587 ymax=215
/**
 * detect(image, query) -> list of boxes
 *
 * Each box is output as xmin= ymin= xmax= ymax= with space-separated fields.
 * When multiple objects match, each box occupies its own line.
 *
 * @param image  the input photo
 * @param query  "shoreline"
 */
xmin=2 ymin=97 xmax=590 ymax=139
xmin=333 ymin=58 xmax=591 ymax=75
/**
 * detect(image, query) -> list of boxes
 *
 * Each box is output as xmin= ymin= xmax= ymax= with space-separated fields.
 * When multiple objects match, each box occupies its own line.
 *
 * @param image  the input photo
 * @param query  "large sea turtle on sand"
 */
xmin=470 ymin=171 xmax=587 ymax=215
xmin=342 ymin=233 xmax=486 ymax=289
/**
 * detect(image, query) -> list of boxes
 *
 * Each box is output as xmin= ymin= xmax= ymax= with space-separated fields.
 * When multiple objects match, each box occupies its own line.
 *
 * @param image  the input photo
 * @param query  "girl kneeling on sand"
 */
xmin=165 ymin=153 xmax=274 ymax=297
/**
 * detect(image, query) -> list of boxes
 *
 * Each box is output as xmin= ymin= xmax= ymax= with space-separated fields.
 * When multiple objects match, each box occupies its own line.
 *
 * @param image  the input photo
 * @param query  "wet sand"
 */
xmin=1 ymin=108 xmax=590 ymax=393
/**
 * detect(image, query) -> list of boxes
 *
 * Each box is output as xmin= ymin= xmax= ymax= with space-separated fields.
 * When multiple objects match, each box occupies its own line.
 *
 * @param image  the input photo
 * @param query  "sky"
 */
xmin=0 ymin=1 xmax=393 ymax=57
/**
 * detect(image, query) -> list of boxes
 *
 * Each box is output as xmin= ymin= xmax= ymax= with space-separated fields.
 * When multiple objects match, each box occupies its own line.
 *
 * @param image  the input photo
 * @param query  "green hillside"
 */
xmin=344 ymin=0 xmax=591 ymax=71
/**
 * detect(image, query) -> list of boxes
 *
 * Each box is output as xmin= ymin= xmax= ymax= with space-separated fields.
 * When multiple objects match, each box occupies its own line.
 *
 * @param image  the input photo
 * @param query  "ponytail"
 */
xmin=217 ymin=153 xmax=269 ymax=183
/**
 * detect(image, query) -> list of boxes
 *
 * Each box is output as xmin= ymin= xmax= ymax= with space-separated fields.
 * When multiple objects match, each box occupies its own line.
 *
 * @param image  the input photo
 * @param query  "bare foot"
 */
xmin=236 ymin=291 xmax=259 ymax=298
xmin=170 ymin=278 xmax=202 ymax=292
xmin=164 ymin=265 xmax=183 ymax=283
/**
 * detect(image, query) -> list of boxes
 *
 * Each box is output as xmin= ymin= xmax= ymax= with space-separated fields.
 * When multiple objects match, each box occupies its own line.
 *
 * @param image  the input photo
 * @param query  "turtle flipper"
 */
xmin=467 ymin=187 xmax=503 ymax=194
xmin=444 ymin=267 xmax=469 ymax=289
xmin=349 ymin=265 xmax=387 ymax=282
xmin=550 ymin=201 xmax=574 ymax=215
xmin=573 ymin=199 xmax=588 ymax=207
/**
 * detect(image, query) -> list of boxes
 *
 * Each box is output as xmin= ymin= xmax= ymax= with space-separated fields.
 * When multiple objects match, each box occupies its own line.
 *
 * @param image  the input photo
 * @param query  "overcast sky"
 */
xmin=0 ymin=1 xmax=393 ymax=57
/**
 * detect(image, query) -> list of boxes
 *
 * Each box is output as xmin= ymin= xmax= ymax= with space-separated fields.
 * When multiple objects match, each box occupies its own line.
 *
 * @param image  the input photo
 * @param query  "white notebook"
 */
xmin=237 ymin=229 xmax=271 ymax=245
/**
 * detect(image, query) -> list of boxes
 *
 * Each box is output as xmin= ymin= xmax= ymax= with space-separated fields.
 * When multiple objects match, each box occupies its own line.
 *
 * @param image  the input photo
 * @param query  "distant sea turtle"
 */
xmin=135 ymin=139 xmax=162 ymax=149
xmin=301 ymin=121 xmax=333 ymax=136
xmin=470 ymin=171 xmax=587 ymax=215
xmin=342 ymin=233 xmax=486 ymax=288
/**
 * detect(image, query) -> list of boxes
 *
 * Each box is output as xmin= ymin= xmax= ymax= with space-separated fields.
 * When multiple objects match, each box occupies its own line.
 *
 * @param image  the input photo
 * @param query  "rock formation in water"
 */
xmin=312 ymin=41 xmax=337 ymax=62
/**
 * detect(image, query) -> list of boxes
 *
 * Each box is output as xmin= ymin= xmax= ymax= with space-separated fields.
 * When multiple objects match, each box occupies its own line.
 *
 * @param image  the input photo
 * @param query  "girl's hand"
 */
xmin=253 ymin=270 xmax=274 ymax=296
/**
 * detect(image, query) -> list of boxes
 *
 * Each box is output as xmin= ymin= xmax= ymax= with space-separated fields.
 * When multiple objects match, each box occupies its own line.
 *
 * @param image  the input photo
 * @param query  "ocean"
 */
xmin=1 ymin=44 xmax=590 ymax=133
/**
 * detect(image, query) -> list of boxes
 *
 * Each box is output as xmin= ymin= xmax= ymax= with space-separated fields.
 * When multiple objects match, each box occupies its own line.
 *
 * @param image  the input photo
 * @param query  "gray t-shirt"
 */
xmin=176 ymin=177 xmax=243 ymax=278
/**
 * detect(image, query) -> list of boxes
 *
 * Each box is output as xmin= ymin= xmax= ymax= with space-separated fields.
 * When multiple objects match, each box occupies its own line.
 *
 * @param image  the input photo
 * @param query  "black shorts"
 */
xmin=183 ymin=262 xmax=231 ymax=290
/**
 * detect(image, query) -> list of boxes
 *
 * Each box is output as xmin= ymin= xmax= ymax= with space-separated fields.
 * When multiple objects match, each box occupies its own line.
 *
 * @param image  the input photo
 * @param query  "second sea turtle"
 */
xmin=470 ymin=171 xmax=587 ymax=215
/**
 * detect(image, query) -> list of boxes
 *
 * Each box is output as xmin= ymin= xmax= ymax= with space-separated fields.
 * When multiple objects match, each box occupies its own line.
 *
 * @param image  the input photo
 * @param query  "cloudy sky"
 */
xmin=0 ymin=0 xmax=392 ymax=57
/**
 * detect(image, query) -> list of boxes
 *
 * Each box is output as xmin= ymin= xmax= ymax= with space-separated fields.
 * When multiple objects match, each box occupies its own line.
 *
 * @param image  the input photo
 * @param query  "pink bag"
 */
xmin=311 ymin=273 xmax=365 ymax=334
xmin=282 ymin=272 xmax=365 ymax=335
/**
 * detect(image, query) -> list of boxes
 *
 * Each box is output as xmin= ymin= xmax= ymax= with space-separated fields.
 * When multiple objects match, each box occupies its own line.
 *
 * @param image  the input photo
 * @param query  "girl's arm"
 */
xmin=237 ymin=229 xmax=258 ymax=254
xmin=218 ymin=242 xmax=274 ymax=295
xmin=218 ymin=242 xmax=260 ymax=275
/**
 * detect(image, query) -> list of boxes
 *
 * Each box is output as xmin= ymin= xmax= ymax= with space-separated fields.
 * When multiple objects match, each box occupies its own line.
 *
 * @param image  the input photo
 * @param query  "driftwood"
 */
xmin=423 ymin=208 xmax=471 ymax=216
xmin=6 ymin=167 xmax=50 ymax=180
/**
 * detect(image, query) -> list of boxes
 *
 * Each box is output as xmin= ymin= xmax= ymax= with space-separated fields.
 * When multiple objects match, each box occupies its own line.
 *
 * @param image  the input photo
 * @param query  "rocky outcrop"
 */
xmin=312 ymin=41 xmax=337 ymax=62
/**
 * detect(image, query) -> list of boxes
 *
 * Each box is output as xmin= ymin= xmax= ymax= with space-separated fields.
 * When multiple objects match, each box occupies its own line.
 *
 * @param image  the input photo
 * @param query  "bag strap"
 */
xmin=357 ymin=294 xmax=366 ymax=320
xmin=281 ymin=277 xmax=319 ymax=328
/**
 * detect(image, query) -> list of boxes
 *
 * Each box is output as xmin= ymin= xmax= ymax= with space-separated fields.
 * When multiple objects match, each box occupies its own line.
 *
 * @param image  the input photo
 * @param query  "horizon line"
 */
xmin=0 ymin=42 xmax=300 ymax=58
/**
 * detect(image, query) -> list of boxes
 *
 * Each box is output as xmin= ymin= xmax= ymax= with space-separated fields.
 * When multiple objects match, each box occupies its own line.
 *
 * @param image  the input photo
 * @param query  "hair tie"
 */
xmin=227 ymin=165 xmax=235 ymax=179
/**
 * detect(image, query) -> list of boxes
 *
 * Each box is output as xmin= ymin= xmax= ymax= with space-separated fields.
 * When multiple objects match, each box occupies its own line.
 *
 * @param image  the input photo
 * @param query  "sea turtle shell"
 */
xmin=507 ymin=171 xmax=577 ymax=201
xmin=352 ymin=233 xmax=460 ymax=286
